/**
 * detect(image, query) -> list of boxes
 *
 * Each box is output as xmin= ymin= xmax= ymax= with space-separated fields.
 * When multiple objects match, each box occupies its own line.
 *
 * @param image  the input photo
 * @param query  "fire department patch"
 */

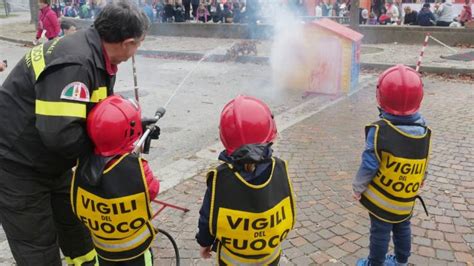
xmin=60 ymin=82 xmax=90 ymax=102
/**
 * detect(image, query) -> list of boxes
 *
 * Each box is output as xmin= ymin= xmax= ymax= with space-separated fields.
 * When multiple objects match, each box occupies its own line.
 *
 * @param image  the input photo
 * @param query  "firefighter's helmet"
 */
xmin=219 ymin=95 xmax=277 ymax=155
xmin=377 ymin=64 xmax=424 ymax=116
xmin=87 ymin=95 xmax=142 ymax=156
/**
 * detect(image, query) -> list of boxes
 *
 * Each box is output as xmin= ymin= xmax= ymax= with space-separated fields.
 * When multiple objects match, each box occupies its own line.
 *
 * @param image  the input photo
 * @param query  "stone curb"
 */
xmin=0 ymin=35 xmax=31 ymax=46
xmin=1 ymin=34 xmax=471 ymax=75
xmin=136 ymin=49 xmax=474 ymax=75
xmin=360 ymin=62 xmax=474 ymax=75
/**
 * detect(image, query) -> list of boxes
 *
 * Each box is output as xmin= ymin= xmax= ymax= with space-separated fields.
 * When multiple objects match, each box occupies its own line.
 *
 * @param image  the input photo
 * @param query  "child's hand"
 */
xmin=200 ymin=246 xmax=212 ymax=259
xmin=353 ymin=191 xmax=361 ymax=201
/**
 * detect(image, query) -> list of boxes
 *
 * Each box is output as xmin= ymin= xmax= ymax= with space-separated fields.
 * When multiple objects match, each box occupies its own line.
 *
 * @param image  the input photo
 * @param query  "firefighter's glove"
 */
xmin=142 ymin=117 xmax=160 ymax=140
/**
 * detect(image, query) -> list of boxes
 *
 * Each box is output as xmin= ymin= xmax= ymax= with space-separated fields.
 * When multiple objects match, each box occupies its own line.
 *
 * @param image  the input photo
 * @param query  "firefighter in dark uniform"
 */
xmin=196 ymin=95 xmax=297 ymax=265
xmin=0 ymin=1 xmax=149 ymax=265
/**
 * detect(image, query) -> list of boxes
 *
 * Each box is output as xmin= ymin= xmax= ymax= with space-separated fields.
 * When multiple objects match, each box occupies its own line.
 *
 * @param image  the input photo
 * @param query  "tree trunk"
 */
xmin=349 ymin=0 xmax=360 ymax=30
xmin=3 ymin=0 xmax=9 ymax=16
xmin=29 ymin=0 xmax=38 ymax=25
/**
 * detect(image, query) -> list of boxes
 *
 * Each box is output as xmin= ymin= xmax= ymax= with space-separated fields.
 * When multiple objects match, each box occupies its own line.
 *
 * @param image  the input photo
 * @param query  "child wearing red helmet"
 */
xmin=71 ymin=95 xmax=159 ymax=265
xmin=353 ymin=65 xmax=431 ymax=266
xmin=196 ymin=95 xmax=296 ymax=265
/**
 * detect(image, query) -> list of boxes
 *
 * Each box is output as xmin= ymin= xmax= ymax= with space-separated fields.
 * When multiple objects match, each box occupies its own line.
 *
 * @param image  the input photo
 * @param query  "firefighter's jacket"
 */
xmin=208 ymin=157 xmax=296 ymax=265
xmin=71 ymin=153 xmax=155 ymax=261
xmin=360 ymin=119 xmax=431 ymax=223
xmin=0 ymin=28 xmax=114 ymax=176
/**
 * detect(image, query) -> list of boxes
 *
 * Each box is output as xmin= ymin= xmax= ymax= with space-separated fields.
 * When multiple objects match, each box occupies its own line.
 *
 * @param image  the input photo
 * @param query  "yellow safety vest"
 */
xmin=360 ymin=119 xmax=431 ymax=223
xmin=71 ymin=153 xmax=156 ymax=261
xmin=208 ymin=157 xmax=296 ymax=265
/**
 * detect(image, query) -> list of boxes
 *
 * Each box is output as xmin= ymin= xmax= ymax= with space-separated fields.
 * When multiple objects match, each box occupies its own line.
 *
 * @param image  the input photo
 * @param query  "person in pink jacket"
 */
xmin=35 ymin=0 xmax=60 ymax=44
xmin=459 ymin=0 xmax=472 ymax=26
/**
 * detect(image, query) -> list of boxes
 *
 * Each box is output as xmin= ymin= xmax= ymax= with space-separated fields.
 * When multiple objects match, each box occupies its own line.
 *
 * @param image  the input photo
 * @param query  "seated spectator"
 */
xmin=143 ymin=1 xmax=155 ymax=22
xmin=333 ymin=0 xmax=342 ymax=16
xmin=155 ymin=0 xmax=165 ymax=23
xmin=315 ymin=3 xmax=323 ymax=17
xmin=174 ymin=1 xmax=186 ymax=22
xmin=163 ymin=0 xmax=174 ymax=22
xmin=379 ymin=13 xmax=391 ymax=25
xmin=434 ymin=0 xmax=454 ymax=26
xmin=243 ymin=0 xmax=259 ymax=24
xmin=64 ymin=2 xmax=78 ymax=17
xmin=51 ymin=0 xmax=62 ymax=17
xmin=368 ymin=12 xmax=378 ymax=24
xmin=78 ymin=3 xmax=91 ymax=19
xmin=232 ymin=0 xmax=242 ymax=23
xmin=403 ymin=6 xmax=418 ymax=25
xmin=59 ymin=20 xmax=77 ymax=36
xmin=321 ymin=0 xmax=333 ymax=17
xmin=223 ymin=3 xmax=233 ymax=23
xmin=196 ymin=3 xmax=211 ymax=22
xmin=377 ymin=8 xmax=391 ymax=25
xmin=458 ymin=0 xmax=472 ymax=26
xmin=385 ymin=0 xmax=400 ymax=24
xmin=210 ymin=1 xmax=224 ymax=23
xmin=360 ymin=8 xmax=369 ymax=24
xmin=418 ymin=3 xmax=436 ymax=26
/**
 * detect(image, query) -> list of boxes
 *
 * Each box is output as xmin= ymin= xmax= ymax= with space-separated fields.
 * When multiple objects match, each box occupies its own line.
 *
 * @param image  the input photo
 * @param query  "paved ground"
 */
xmin=150 ymin=77 xmax=474 ymax=266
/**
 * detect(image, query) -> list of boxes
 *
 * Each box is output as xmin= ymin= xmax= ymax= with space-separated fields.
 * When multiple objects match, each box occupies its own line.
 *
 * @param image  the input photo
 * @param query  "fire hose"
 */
xmin=156 ymin=228 xmax=181 ymax=266
xmin=130 ymin=57 xmax=189 ymax=265
xmin=131 ymin=107 xmax=188 ymax=266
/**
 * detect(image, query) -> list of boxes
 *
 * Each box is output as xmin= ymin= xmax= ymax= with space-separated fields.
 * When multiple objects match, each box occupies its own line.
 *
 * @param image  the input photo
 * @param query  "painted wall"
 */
xmin=271 ymin=24 xmax=357 ymax=95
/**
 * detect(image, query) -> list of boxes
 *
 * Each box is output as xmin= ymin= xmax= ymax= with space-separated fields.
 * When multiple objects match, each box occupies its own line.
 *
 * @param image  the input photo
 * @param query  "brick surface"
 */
xmin=454 ymin=252 xmax=474 ymax=263
xmin=427 ymin=230 xmax=445 ymax=240
xmin=436 ymin=249 xmax=455 ymax=261
xmin=418 ymin=246 xmax=436 ymax=257
xmin=309 ymin=251 xmax=332 ymax=264
xmin=328 ymin=236 xmax=347 ymax=246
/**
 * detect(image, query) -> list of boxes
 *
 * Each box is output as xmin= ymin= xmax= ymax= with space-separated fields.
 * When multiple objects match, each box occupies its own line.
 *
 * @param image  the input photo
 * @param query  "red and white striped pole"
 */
xmin=416 ymin=33 xmax=430 ymax=72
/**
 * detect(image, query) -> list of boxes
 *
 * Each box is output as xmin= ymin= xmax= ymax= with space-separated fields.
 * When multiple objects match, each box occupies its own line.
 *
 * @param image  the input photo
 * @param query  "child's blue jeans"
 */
xmin=368 ymin=214 xmax=411 ymax=266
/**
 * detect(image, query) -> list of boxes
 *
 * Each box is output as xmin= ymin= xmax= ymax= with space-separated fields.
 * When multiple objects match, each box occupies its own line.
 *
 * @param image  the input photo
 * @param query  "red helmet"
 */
xmin=87 ymin=95 xmax=142 ymax=156
xmin=220 ymin=95 xmax=277 ymax=155
xmin=376 ymin=64 xmax=423 ymax=116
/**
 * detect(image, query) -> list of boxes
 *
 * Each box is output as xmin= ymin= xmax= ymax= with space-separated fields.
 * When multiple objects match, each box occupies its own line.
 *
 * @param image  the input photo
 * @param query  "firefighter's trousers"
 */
xmin=0 ymin=166 xmax=96 ymax=266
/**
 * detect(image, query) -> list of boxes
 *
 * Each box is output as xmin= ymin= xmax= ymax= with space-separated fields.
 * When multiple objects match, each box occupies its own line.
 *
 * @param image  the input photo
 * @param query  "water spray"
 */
xmin=162 ymin=49 xmax=221 ymax=109
xmin=132 ymin=46 xmax=227 ymax=153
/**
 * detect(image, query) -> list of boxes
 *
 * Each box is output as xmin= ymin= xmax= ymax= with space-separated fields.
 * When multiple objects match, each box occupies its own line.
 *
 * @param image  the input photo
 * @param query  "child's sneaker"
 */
xmin=385 ymin=254 xmax=408 ymax=266
xmin=356 ymin=258 xmax=369 ymax=266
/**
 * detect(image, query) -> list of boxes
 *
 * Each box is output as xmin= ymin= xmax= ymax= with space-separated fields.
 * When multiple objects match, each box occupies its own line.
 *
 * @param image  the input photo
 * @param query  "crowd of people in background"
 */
xmin=45 ymin=0 xmax=473 ymax=27
xmin=144 ymin=0 xmax=260 ymax=24
xmin=57 ymin=0 xmax=106 ymax=19
xmin=361 ymin=0 xmax=472 ymax=26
